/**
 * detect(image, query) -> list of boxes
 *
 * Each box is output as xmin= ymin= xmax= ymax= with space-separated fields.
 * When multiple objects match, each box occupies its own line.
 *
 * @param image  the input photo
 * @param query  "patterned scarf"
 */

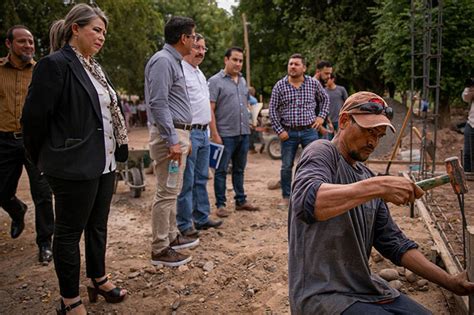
xmin=71 ymin=46 xmax=128 ymax=146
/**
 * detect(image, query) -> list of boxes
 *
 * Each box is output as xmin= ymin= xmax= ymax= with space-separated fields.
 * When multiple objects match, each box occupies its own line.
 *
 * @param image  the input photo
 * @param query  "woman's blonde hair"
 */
xmin=49 ymin=3 xmax=108 ymax=53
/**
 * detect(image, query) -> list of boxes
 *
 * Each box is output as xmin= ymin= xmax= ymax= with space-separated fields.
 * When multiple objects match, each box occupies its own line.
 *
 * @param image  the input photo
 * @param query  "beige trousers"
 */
xmin=149 ymin=125 xmax=190 ymax=254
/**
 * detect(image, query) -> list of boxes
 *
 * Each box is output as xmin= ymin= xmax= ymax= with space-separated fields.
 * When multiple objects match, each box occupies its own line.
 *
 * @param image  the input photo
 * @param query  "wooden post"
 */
xmin=242 ymin=13 xmax=251 ymax=87
xmin=468 ymin=226 xmax=474 ymax=314
xmin=412 ymin=189 xmax=468 ymax=313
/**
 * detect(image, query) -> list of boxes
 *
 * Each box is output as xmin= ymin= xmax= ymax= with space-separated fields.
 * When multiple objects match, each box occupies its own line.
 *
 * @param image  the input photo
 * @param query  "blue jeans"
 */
xmin=177 ymin=129 xmax=211 ymax=231
xmin=342 ymin=294 xmax=432 ymax=314
xmin=214 ymin=135 xmax=249 ymax=208
xmin=464 ymin=123 xmax=474 ymax=172
xmin=281 ymin=129 xmax=318 ymax=198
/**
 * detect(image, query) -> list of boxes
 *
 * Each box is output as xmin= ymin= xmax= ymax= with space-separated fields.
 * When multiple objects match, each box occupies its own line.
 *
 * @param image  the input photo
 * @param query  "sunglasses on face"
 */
xmin=348 ymin=101 xmax=394 ymax=120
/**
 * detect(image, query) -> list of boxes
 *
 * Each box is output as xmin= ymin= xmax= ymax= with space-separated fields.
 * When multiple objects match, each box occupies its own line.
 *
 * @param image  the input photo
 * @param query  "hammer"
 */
xmin=415 ymin=157 xmax=469 ymax=194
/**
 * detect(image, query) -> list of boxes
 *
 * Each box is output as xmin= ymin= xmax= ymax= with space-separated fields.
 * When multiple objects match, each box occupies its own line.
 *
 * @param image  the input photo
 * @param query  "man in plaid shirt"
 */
xmin=269 ymin=53 xmax=329 ymax=208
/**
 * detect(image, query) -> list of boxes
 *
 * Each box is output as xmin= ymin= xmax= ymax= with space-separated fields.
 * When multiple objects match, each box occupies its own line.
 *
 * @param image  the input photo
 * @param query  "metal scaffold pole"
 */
xmin=410 ymin=0 xmax=443 ymax=181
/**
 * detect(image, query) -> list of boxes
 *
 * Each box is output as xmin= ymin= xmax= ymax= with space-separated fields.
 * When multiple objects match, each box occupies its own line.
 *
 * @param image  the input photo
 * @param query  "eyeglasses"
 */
xmin=185 ymin=34 xmax=196 ymax=40
xmin=348 ymin=101 xmax=394 ymax=120
xmin=192 ymin=44 xmax=208 ymax=52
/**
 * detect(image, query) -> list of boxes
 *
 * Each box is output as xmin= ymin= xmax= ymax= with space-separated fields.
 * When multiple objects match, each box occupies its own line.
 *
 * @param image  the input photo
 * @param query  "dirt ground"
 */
xmin=0 ymin=124 xmax=470 ymax=314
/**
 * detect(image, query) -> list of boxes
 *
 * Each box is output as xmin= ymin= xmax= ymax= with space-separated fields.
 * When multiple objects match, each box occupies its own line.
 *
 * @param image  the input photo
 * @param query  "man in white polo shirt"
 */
xmin=177 ymin=34 xmax=223 ymax=236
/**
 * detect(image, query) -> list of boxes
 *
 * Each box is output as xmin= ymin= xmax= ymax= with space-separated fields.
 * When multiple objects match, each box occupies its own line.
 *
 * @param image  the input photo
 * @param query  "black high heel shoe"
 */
xmin=87 ymin=277 xmax=126 ymax=303
xmin=56 ymin=299 xmax=84 ymax=315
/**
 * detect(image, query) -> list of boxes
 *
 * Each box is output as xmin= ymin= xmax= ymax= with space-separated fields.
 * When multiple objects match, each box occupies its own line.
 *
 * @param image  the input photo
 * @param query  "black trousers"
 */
xmin=46 ymin=172 xmax=115 ymax=298
xmin=0 ymin=136 xmax=54 ymax=246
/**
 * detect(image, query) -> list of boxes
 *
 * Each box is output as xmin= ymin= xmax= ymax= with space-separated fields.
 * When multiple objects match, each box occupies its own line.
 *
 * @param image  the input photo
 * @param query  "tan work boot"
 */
xmin=235 ymin=202 xmax=260 ymax=211
xmin=267 ymin=180 xmax=281 ymax=190
xmin=216 ymin=207 xmax=231 ymax=218
xmin=277 ymin=197 xmax=289 ymax=210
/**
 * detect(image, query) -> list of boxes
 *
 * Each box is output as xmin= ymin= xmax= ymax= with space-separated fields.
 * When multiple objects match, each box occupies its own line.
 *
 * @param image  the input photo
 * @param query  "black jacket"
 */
xmin=22 ymin=44 xmax=127 ymax=180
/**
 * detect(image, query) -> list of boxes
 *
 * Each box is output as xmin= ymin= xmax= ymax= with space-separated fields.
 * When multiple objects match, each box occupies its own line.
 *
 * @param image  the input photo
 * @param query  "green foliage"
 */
xmin=370 ymin=1 xmax=415 ymax=93
xmin=0 ymin=0 xmax=162 ymax=95
xmin=2 ymin=0 xmax=471 ymax=107
xmin=236 ymin=0 xmax=302 ymax=96
xmin=237 ymin=0 xmax=385 ymax=99
xmin=96 ymin=0 xmax=162 ymax=95
xmin=0 ymin=0 xmax=68 ymax=57
xmin=372 ymin=0 xmax=474 ymax=105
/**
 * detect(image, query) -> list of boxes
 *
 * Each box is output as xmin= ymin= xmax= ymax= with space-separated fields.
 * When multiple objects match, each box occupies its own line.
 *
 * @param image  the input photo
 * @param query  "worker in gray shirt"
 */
xmin=289 ymin=91 xmax=474 ymax=314
xmin=325 ymin=72 xmax=348 ymax=134
xmin=144 ymin=16 xmax=199 ymax=268
xmin=208 ymin=47 xmax=260 ymax=218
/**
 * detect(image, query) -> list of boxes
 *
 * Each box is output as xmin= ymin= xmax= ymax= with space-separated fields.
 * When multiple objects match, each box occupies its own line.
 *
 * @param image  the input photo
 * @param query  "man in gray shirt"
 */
xmin=208 ymin=47 xmax=259 ymax=218
xmin=145 ymin=16 xmax=199 ymax=267
xmin=325 ymin=73 xmax=348 ymax=134
xmin=289 ymin=91 xmax=474 ymax=314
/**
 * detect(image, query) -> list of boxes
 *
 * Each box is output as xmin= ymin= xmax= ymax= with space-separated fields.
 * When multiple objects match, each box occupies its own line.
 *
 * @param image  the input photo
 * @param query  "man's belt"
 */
xmin=191 ymin=124 xmax=208 ymax=131
xmin=173 ymin=122 xmax=192 ymax=131
xmin=0 ymin=131 xmax=23 ymax=139
xmin=284 ymin=124 xmax=313 ymax=131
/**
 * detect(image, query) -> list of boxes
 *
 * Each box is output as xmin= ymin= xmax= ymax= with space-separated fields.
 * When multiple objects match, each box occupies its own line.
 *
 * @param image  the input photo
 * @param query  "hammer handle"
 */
xmin=416 ymin=175 xmax=450 ymax=191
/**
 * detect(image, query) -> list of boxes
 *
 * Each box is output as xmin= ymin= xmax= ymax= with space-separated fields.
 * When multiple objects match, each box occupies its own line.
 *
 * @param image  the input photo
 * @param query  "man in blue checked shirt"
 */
xmin=269 ymin=53 xmax=329 ymax=209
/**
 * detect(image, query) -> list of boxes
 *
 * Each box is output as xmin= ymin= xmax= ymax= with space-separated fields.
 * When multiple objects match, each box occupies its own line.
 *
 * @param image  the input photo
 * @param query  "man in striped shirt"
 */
xmin=269 ymin=53 xmax=329 ymax=208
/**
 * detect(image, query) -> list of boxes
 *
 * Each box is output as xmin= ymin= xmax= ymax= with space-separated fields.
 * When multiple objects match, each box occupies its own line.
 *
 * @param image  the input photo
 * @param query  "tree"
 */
xmin=0 ymin=0 xmax=68 ymax=57
xmin=97 ymin=0 xmax=162 ymax=95
xmin=0 ymin=0 xmax=162 ymax=96
xmin=372 ymin=0 xmax=474 ymax=125
xmin=236 ymin=0 xmax=385 ymax=100
xmin=235 ymin=0 xmax=305 ymax=97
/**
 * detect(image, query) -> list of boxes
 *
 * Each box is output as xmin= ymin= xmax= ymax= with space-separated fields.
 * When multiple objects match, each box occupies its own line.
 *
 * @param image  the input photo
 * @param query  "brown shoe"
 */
xmin=151 ymin=247 xmax=191 ymax=267
xmin=277 ymin=198 xmax=289 ymax=210
xmin=195 ymin=219 xmax=223 ymax=230
xmin=181 ymin=227 xmax=200 ymax=237
xmin=216 ymin=207 xmax=231 ymax=218
xmin=170 ymin=235 xmax=199 ymax=250
xmin=267 ymin=180 xmax=281 ymax=190
xmin=235 ymin=202 xmax=260 ymax=211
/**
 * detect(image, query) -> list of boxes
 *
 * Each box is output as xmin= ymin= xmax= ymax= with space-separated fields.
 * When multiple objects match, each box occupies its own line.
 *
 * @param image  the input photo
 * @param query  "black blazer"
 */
xmin=22 ymin=44 xmax=127 ymax=180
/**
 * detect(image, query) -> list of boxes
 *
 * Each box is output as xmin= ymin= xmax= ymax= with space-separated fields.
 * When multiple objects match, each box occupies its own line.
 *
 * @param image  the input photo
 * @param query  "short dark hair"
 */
xmin=225 ymin=46 xmax=243 ymax=58
xmin=316 ymin=60 xmax=332 ymax=70
xmin=164 ymin=16 xmax=195 ymax=45
xmin=6 ymin=25 xmax=31 ymax=42
xmin=195 ymin=33 xmax=204 ymax=42
xmin=289 ymin=53 xmax=306 ymax=66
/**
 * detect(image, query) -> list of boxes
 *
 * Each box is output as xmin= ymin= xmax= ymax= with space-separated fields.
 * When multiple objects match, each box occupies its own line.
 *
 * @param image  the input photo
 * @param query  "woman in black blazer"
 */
xmin=22 ymin=4 xmax=128 ymax=314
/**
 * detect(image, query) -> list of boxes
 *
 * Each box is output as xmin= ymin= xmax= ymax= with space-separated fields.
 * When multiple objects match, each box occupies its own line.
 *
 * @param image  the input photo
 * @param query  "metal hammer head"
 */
xmin=444 ymin=156 xmax=468 ymax=194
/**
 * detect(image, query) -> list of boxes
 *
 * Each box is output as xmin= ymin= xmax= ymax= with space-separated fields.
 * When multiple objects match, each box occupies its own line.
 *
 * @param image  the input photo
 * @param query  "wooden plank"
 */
xmin=402 ymin=171 xmax=468 ymax=312
xmin=468 ymin=226 xmax=474 ymax=314
xmin=415 ymin=198 xmax=468 ymax=313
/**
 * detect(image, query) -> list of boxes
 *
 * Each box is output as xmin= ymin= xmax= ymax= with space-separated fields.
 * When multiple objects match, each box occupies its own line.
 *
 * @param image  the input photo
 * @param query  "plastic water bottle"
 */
xmin=166 ymin=160 xmax=179 ymax=188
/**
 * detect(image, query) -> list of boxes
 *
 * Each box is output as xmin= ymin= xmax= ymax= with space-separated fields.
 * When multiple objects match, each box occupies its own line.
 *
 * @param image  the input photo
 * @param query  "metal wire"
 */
xmin=426 ymin=199 xmax=464 ymax=271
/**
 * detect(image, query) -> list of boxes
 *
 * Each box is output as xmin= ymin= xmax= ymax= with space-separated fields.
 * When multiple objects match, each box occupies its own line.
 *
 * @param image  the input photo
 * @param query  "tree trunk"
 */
xmin=437 ymin=94 xmax=451 ymax=128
